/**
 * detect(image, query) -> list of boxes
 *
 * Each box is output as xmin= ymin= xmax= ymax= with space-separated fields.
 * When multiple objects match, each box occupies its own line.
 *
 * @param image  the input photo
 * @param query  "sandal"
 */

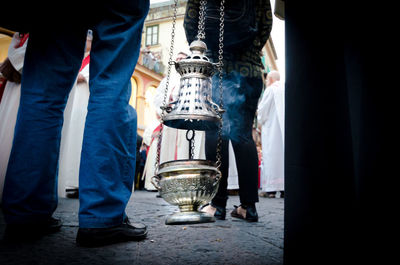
xmin=231 ymin=204 xmax=258 ymax=222
xmin=200 ymin=203 xmax=226 ymax=220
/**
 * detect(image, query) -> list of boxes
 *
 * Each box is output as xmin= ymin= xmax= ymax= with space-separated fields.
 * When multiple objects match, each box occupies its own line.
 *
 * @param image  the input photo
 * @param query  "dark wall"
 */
xmin=284 ymin=1 xmax=395 ymax=264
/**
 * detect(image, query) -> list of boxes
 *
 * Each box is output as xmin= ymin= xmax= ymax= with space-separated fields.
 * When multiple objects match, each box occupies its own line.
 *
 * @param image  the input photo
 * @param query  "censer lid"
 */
xmin=174 ymin=40 xmax=215 ymax=78
xmin=163 ymin=39 xmax=222 ymax=131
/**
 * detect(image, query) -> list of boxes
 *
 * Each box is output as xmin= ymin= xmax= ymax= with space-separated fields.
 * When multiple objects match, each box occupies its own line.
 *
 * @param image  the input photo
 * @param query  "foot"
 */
xmin=200 ymin=204 xmax=217 ymax=215
xmin=231 ymin=205 xmax=258 ymax=222
xmin=200 ymin=203 xmax=226 ymax=220
xmin=76 ymin=221 xmax=147 ymax=247
xmin=4 ymin=217 xmax=62 ymax=241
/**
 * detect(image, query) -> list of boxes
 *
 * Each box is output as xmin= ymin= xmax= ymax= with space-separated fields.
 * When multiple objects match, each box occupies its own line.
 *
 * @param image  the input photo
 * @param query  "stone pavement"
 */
xmin=0 ymin=190 xmax=283 ymax=265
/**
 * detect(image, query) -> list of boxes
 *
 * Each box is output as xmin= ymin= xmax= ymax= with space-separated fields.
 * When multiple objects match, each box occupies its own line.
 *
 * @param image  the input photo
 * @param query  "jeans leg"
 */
xmin=78 ymin=0 xmax=149 ymax=228
xmin=2 ymin=29 xmax=87 ymax=224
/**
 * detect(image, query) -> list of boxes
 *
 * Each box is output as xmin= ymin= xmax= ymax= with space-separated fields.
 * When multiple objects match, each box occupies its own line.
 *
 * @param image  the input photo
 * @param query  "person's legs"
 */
xmin=2 ymin=29 xmax=87 ymax=224
xmin=78 ymin=0 xmax=149 ymax=229
xmin=227 ymin=74 xmax=262 ymax=221
xmin=206 ymin=132 xmax=229 ymax=208
xmin=231 ymin=138 xmax=259 ymax=206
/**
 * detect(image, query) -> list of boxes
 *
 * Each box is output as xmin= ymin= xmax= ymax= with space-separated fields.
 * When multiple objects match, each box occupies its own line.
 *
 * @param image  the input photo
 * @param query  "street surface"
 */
xmin=0 ymin=190 xmax=283 ymax=265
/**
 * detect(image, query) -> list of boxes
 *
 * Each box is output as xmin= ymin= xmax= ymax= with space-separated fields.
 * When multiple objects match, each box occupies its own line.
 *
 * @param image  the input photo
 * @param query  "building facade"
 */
xmin=1 ymin=1 xmax=280 ymax=136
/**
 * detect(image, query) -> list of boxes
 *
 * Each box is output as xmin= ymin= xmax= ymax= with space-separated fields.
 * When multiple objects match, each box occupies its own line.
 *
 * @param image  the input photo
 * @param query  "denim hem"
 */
xmin=3 ymin=212 xmax=53 ymax=225
xmin=78 ymin=215 xmax=124 ymax=228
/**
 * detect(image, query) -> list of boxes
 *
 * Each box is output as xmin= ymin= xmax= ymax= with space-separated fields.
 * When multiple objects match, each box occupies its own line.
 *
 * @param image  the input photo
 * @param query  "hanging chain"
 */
xmin=190 ymin=0 xmax=207 ymax=159
xmin=186 ymin=129 xmax=196 ymax=159
xmin=215 ymin=0 xmax=225 ymax=170
xmin=155 ymin=0 xmax=179 ymax=175
xmin=197 ymin=0 xmax=208 ymax=40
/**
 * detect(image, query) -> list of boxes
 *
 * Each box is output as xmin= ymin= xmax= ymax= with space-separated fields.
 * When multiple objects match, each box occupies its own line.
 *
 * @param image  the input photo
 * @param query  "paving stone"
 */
xmin=0 ymin=190 xmax=283 ymax=265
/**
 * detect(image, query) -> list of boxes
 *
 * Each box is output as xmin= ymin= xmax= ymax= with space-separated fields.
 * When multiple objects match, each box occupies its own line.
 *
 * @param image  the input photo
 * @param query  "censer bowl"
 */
xmin=152 ymin=159 xmax=221 ymax=225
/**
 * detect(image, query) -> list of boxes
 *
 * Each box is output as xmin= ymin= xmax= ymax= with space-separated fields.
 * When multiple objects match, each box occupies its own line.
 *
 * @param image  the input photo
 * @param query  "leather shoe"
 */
xmin=76 ymin=221 xmax=147 ymax=247
xmin=4 ymin=217 xmax=62 ymax=241
xmin=212 ymin=203 xmax=226 ymax=220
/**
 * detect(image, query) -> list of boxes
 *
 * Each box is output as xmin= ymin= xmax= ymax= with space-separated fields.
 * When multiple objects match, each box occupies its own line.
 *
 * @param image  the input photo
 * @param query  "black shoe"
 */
xmin=76 ymin=221 xmax=147 ymax=247
xmin=4 ymin=217 xmax=62 ymax=241
xmin=212 ymin=203 xmax=226 ymax=220
xmin=231 ymin=204 xmax=258 ymax=222
xmin=66 ymin=187 xmax=79 ymax=199
xmin=200 ymin=203 xmax=226 ymax=220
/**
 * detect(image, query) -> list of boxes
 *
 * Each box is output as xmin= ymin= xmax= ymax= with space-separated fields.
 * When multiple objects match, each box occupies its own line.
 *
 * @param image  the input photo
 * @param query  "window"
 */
xmin=143 ymin=86 xmax=158 ymax=127
xmin=129 ymin=77 xmax=138 ymax=108
xmin=145 ymin=25 xmax=159 ymax=46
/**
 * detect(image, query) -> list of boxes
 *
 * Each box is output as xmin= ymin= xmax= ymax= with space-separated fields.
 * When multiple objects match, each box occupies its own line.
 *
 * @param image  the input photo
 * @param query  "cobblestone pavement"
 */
xmin=0 ymin=190 xmax=283 ymax=265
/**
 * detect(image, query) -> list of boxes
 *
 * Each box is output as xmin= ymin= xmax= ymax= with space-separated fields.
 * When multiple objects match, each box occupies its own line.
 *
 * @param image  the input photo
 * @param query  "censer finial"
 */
xmin=189 ymin=39 xmax=207 ymax=54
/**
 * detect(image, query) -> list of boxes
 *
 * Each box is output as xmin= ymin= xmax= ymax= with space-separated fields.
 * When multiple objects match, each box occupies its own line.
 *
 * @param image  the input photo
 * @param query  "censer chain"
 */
xmin=155 ymin=0 xmax=225 ymax=172
xmin=197 ymin=0 xmax=207 ymax=40
xmin=155 ymin=0 xmax=179 ymax=175
xmin=215 ymin=0 xmax=225 ymax=170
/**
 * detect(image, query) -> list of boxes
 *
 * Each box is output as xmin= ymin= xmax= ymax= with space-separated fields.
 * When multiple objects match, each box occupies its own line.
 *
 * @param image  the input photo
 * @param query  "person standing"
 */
xmin=58 ymin=31 xmax=92 ymax=199
xmin=0 ymin=32 xmax=28 ymax=203
xmin=184 ymin=0 xmax=273 ymax=222
xmin=1 ymin=0 xmax=150 ymax=247
xmin=257 ymin=71 xmax=284 ymax=198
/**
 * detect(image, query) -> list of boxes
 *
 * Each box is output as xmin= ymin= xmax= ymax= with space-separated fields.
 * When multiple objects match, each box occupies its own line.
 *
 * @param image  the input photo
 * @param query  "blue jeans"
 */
xmin=2 ymin=0 xmax=149 ymax=228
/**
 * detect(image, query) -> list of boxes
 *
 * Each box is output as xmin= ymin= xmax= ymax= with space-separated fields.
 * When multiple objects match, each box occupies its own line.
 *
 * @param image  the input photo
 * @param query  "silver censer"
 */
xmin=152 ymin=0 xmax=225 ymax=225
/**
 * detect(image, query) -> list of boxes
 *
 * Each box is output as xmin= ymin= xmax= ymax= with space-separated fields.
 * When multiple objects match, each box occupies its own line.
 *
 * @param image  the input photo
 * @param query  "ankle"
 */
xmin=241 ymin=203 xmax=256 ymax=209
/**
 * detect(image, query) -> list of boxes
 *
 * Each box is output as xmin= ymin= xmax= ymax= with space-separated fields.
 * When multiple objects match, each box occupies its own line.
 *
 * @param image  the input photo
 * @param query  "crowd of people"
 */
xmin=0 ymin=0 xmax=284 ymax=248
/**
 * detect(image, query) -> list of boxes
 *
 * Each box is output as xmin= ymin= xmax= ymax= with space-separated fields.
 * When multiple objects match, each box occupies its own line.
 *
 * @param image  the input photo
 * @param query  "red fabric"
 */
xmin=79 ymin=55 xmax=90 ymax=72
xmin=0 ymin=78 xmax=7 ymax=103
xmin=150 ymin=123 xmax=162 ymax=147
xmin=174 ymin=131 xmax=178 ymax=160
xmin=146 ymin=145 xmax=150 ymax=156
xmin=17 ymin=33 xmax=29 ymax=48
xmin=258 ymin=149 xmax=262 ymax=188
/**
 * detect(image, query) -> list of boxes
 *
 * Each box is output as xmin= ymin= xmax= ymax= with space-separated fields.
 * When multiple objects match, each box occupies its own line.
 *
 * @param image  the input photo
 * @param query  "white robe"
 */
xmin=0 ymin=33 xmax=28 ymax=202
xmin=142 ymin=121 xmax=160 ymax=191
xmin=57 ymin=58 xmax=90 ymax=197
xmin=257 ymin=80 xmax=285 ymax=192
xmin=227 ymin=140 xmax=239 ymax=190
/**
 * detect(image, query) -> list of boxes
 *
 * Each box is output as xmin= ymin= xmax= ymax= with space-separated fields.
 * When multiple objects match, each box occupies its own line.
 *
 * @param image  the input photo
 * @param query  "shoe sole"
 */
xmin=76 ymin=230 xmax=148 ymax=247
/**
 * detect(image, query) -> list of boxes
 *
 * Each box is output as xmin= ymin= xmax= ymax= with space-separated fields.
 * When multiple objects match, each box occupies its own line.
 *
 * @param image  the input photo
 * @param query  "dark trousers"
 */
xmin=206 ymin=71 xmax=262 ymax=208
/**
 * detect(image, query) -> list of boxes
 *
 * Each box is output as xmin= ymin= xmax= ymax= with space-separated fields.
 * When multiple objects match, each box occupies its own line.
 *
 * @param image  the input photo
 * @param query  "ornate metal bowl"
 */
xmin=152 ymin=159 xmax=221 ymax=224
